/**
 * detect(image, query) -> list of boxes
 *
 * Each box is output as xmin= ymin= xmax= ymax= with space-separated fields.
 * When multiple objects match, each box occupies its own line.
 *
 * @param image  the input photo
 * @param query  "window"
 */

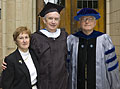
xmin=44 ymin=0 xmax=65 ymax=6
xmin=77 ymin=0 xmax=98 ymax=9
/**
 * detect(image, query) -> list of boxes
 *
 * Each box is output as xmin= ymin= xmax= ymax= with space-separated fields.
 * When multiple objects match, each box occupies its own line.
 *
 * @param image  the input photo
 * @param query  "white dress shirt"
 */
xmin=19 ymin=49 xmax=37 ymax=89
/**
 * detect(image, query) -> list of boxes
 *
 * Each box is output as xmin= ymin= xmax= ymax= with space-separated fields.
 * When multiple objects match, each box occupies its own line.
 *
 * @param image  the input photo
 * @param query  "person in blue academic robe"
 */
xmin=67 ymin=8 xmax=120 ymax=89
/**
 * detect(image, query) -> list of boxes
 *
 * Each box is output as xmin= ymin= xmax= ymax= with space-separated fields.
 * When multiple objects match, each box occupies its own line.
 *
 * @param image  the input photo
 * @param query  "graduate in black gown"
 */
xmin=30 ymin=2 xmax=68 ymax=89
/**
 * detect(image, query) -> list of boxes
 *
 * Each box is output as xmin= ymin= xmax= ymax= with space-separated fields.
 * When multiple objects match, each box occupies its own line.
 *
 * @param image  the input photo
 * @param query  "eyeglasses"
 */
xmin=80 ymin=17 xmax=96 ymax=22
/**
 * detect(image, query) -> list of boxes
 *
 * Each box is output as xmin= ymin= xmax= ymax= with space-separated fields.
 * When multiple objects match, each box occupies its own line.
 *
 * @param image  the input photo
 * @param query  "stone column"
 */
xmin=1 ymin=0 xmax=7 ymax=72
xmin=1 ymin=0 xmax=36 ymax=66
xmin=1 ymin=0 xmax=7 ymax=59
xmin=32 ymin=0 xmax=36 ymax=32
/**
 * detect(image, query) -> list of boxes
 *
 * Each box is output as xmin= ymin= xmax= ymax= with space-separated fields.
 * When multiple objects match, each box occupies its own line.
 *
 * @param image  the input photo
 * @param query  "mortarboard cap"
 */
xmin=74 ymin=8 xmax=101 ymax=21
xmin=39 ymin=2 xmax=64 ymax=17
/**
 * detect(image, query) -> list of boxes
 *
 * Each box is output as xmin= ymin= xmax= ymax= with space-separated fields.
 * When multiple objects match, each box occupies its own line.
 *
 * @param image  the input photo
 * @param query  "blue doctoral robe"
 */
xmin=67 ymin=30 xmax=120 ymax=89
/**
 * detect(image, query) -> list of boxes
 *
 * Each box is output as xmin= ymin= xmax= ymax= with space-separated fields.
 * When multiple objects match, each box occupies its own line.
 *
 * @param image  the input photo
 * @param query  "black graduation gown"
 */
xmin=30 ymin=28 xmax=68 ymax=89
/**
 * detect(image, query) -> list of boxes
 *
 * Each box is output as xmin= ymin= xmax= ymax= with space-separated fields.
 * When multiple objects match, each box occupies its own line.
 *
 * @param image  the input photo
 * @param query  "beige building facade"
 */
xmin=0 ymin=0 xmax=120 ymax=72
xmin=0 ymin=0 xmax=36 ymax=72
xmin=106 ymin=0 xmax=120 ymax=68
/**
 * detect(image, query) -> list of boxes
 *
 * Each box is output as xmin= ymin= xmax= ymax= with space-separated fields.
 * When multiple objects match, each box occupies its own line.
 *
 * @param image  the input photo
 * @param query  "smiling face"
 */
xmin=16 ymin=32 xmax=30 ymax=52
xmin=43 ymin=12 xmax=60 ymax=32
xmin=80 ymin=16 xmax=96 ymax=35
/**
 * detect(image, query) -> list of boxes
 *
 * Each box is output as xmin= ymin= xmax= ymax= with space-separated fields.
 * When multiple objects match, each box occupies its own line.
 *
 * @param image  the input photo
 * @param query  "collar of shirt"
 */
xmin=40 ymin=28 xmax=61 ymax=38
xmin=18 ymin=49 xmax=29 ymax=61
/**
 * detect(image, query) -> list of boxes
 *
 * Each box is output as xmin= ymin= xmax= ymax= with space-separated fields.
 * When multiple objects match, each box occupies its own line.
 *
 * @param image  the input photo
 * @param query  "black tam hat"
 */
xmin=39 ymin=2 xmax=64 ymax=17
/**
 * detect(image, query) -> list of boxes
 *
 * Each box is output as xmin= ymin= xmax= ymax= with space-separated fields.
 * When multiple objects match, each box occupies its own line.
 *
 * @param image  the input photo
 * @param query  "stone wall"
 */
xmin=0 ymin=0 xmax=36 ymax=73
xmin=108 ymin=0 xmax=120 ymax=66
